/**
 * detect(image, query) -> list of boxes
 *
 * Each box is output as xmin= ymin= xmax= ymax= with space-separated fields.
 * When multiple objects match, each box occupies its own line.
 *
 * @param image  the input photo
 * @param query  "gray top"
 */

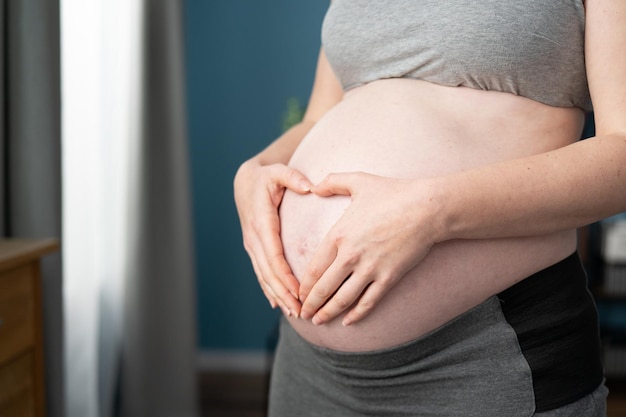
xmin=322 ymin=0 xmax=591 ymax=111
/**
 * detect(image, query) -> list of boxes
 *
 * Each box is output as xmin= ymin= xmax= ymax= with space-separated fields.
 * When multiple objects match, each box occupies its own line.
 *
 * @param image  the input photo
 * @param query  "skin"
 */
xmin=234 ymin=0 xmax=626 ymax=351
xmin=234 ymin=48 xmax=342 ymax=317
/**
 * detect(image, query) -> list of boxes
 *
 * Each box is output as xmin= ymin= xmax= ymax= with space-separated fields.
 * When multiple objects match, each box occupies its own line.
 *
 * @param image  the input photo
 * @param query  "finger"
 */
xmin=300 ymin=253 xmax=353 ymax=321
xmin=248 ymin=230 xmax=301 ymax=317
xmin=342 ymin=281 xmax=391 ymax=326
xmin=246 ymin=249 xmax=277 ymax=309
xmin=242 ymin=224 xmax=280 ymax=308
xmin=250 ymin=256 xmax=288 ymax=314
xmin=267 ymin=254 xmax=302 ymax=315
xmin=311 ymin=172 xmax=361 ymax=197
xmin=248 ymin=199 xmax=301 ymax=300
xmin=298 ymin=235 xmax=340 ymax=307
xmin=256 ymin=219 xmax=301 ymax=301
xmin=256 ymin=244 xmax=301 ymax=317
xmin=310 ymin=273 xmax=372 ymax=326
xmin=269 ymin=164 xmax=313 ymax=194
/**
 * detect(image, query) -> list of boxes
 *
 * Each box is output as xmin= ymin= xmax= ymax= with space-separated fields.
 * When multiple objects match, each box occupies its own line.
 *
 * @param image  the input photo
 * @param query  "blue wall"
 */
xmin=184 ymin=1 xmax=329 ymax=350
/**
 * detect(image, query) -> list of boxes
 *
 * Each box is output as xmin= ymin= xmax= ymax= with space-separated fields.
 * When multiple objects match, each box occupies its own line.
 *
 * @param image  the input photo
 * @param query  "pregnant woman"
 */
xmin=234 ymin=1 xmax=626 ymax=415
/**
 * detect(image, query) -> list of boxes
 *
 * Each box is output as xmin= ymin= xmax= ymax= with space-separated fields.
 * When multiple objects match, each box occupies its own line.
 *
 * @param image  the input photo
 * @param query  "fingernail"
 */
xmin=299 ymin=180 xmax=311 ymax=192
xmin=312 ymin=315 xmax=322 ymax=326
xmin=300 ymin=310 xmax=311 ymax=320
xmin=342 ymin=317 xmax=352 ymax=327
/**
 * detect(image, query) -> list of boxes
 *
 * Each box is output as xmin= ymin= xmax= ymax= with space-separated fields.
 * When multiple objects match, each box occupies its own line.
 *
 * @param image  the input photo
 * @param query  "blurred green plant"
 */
xmin=281 ymin=97 xmax=305 ymax=132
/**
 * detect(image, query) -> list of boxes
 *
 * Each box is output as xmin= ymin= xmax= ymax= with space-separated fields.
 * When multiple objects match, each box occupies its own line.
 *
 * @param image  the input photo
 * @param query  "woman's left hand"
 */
xmin=298 ymin=171 xmax=443 ymax=326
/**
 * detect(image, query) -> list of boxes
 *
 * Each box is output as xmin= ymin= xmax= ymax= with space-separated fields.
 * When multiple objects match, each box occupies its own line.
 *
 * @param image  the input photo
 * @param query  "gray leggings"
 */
xmin=268 ymin=298 xmax=607 ymax=417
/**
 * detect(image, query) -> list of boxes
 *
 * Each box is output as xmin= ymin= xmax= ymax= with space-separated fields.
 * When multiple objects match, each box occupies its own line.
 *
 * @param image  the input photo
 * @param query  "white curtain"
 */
xmin=61 ymin=0 xmax=197 ymax=416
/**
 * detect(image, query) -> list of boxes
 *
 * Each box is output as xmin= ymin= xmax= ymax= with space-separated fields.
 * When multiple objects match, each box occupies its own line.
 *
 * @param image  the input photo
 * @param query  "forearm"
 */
xmin=435 ymin=133 xmax=626 ymax=242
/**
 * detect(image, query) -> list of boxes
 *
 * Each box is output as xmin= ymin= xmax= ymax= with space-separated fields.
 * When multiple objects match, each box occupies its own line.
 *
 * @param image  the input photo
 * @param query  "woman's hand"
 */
xmin=234 ymin=159 xmax=313 ymax=317
xmin=299 ymin=172 xmax=443 ymax=326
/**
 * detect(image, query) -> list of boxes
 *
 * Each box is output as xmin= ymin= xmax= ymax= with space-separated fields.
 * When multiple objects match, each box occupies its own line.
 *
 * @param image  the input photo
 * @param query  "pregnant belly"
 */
xmin=279 ymin=79 xmax=581 ymax=352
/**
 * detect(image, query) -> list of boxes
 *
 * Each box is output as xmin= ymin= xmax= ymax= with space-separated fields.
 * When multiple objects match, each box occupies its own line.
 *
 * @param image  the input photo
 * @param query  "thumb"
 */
xmin=272 ymin=165 xmax=313 ymax=194
xmin=311 ymin=172 xmax=357 ymax=197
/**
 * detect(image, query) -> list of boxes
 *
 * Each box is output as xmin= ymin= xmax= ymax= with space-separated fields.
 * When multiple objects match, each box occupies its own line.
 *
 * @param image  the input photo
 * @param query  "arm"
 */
xmin=234 ymin=47 xmax=343 ymax=316
xmin=438 ymin=0 xmax=626 ymax=241
xmin=299 ymin=0 xmax=626 ymax=325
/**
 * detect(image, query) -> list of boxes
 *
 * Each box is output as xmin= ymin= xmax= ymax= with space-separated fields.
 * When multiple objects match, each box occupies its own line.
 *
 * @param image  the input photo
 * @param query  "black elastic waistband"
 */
xmin=498 ymin=251 xmax=604 ymax=412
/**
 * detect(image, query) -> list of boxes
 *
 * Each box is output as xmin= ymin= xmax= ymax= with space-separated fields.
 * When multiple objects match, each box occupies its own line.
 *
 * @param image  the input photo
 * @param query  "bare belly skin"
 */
xmin=279 ymin=78 xmax=584 ymax=352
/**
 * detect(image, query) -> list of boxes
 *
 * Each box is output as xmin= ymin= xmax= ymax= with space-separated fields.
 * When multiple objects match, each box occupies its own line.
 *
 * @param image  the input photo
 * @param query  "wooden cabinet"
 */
xmin=0 ymin=240 xmax=58 ymax=417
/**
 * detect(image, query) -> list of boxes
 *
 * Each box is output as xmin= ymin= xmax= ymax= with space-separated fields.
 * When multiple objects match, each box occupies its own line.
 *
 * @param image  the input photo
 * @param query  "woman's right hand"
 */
xmin=234 ymin=159 xmax=313 ymax=317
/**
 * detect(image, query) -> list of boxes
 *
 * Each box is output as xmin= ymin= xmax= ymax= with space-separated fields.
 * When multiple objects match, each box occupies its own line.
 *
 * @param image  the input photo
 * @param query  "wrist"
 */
xmin=418 ymin=176 xmax=454 ymax=245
